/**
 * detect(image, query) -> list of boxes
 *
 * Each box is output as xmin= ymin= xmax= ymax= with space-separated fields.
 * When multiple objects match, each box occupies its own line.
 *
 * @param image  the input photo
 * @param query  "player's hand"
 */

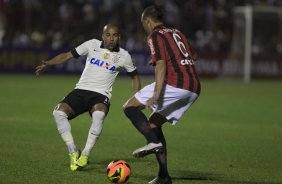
xmin=35 ymin=60 xmax=48 ymax=75
xmin=146 ymin=94 xmax=159 ymax=108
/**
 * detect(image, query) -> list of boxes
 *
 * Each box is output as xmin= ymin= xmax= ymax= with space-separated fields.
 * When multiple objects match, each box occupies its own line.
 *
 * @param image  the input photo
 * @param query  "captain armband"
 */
xmin=71 ymin=49 xmax=80 ymax=58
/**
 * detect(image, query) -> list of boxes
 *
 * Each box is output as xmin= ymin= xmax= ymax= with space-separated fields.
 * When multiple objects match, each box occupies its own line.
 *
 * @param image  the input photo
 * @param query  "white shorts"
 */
xmin=134 ymin=82 xmax=199 ymax=125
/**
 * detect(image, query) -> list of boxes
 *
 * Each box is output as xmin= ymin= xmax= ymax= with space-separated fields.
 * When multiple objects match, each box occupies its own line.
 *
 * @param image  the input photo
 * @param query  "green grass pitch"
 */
xmin=0 ymin=74 xmax=282 ymax=184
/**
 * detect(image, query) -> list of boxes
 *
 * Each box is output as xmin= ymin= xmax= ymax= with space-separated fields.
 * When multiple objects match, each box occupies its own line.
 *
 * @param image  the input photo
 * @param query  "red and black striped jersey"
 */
xmin=148 ymin=25 xmax=201 ymax=94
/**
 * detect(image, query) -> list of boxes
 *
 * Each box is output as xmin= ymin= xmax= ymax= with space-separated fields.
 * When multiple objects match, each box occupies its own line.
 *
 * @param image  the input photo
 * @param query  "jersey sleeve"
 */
xmin=123 ymin=53 xmax=137 ymax=73
xmin=148 ymin=32 xmax=167 ymax=65
xmin=74 ymin=40 xmax=93 ymax=56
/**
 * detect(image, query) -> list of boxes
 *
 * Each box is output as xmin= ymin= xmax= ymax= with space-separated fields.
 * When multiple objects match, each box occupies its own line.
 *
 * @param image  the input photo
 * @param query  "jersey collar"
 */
xmin=153 ymin=24 xmax=165 ymax=31
xmin=100 ymin=42 xmax=120 ymax=52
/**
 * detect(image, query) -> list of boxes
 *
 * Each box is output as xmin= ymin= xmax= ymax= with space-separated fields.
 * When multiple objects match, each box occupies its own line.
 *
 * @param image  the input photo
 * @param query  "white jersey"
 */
xmin=74 ymin=39 xmax=136 ymax=98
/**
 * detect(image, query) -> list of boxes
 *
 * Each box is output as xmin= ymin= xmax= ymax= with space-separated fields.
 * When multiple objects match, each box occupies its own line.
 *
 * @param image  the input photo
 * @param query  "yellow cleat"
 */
xmin=69 ymin=151 xmax=80 ymax=171
xmin=77 ymin=153 xmax=89 ymax=168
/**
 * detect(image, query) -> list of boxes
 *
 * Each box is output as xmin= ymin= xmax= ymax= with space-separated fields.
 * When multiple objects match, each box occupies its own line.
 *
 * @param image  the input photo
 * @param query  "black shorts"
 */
xmin=60 ymin=89 xmax=110 ymax=120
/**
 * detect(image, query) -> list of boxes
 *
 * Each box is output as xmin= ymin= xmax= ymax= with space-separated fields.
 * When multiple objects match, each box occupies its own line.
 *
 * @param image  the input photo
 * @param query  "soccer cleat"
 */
xmin=77 ymin=153 xmax=89 ymax=168
xmin=148 ymin=176 xmax=172 ymax=184
xmin=133 ymin=142 xmax=163 ymax=158
xmin=69 ymin=150 xmax=80 ymax=171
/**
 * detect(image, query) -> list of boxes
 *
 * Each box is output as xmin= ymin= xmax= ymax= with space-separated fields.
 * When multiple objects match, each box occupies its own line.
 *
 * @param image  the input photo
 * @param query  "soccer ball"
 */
xmin=106 ymin=160 xmax=131 ymax=183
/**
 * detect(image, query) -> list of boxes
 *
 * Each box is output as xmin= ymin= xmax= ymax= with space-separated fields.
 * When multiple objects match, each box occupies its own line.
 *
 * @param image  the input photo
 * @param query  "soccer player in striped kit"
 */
xmin=123 ymin=5 xmax=201 ymax=184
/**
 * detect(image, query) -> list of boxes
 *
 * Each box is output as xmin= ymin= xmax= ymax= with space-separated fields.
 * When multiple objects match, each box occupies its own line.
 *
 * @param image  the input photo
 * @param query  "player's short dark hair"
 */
xmin=142 ymin=5 xmax=163 ymax=22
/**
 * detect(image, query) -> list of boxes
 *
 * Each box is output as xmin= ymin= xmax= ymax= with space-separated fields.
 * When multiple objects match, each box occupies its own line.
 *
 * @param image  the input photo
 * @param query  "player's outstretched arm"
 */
xmin=35 ymin=52 xmax=73 ymax=75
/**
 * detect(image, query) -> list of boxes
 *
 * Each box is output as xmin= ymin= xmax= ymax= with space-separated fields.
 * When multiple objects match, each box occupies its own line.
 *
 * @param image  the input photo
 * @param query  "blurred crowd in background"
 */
xmin=0 ymin=0 xmax=281 ymax=53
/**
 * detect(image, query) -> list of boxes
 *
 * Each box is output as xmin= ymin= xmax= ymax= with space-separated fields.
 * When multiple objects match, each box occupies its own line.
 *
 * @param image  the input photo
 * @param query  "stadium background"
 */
xmin=1 ymin=0 xmax=281 ymax=78
xmin=0 ymin=1 xmax=282 ymax=184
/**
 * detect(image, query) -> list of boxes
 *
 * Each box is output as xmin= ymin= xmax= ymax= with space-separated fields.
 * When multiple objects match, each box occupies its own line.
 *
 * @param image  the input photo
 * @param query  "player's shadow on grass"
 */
xmin=94 ymin=158 xmax=218 ymax=181
xmin=172 ymin=169 xmax=217 ymax=181
xmin=88 ymin=158 xmax=216 ymax=181
xmin=79 ymin=161 xmax=105 ymax=172
xmin=76 ymin=162 xmax=282 ymax=184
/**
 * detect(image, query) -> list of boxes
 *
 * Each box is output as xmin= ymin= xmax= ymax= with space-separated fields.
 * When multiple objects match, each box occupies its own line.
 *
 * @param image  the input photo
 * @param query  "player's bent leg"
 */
xmin=123 ymin=96 xmax=145 ymax=110
xmin=132 ymin=113 xmax=168 ymax=158
xmin=53 ymin=103 xmax=77 ymax=153
xmin=124 ymin=97 xmax=163 ymax=158
xmin=149 ymin=113 xmax=168 ymax=128
xmin=150 ymin=113 xmax=171 ymax=180
xmin=151 ymin=127 xmax=170 ymax=179
xmin=53 ymin=103 xmax=79 ymax=171
xmin=78 ymin=110 xmax=105 ymax=168
xmin=78 ymin=103 xmax=107 ymax=169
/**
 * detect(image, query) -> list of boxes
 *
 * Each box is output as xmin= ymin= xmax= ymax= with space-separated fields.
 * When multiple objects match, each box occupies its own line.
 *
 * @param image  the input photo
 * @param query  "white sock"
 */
xmin=82 ymin=111 xmax=105 ymax=156
xmin=53 ymin=110 xmax=77 ymax=153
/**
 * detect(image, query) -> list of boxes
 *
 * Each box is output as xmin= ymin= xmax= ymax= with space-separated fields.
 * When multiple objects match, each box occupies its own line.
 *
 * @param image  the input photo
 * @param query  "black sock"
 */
xmin=124 ymin=107 xmax=159 ymax=143
xmin=152 ymin=127 xmax=169 ymax=178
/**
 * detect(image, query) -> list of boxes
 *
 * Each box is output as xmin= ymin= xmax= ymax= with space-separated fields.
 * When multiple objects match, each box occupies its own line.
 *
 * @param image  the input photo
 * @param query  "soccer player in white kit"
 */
xmin=35 ymin=24 xmax=141 ymax=171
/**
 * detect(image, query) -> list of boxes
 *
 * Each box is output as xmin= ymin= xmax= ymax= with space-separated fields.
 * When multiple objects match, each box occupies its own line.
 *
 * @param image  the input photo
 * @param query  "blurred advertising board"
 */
xmin=0 ymin=48 xmax=281 ymax=78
